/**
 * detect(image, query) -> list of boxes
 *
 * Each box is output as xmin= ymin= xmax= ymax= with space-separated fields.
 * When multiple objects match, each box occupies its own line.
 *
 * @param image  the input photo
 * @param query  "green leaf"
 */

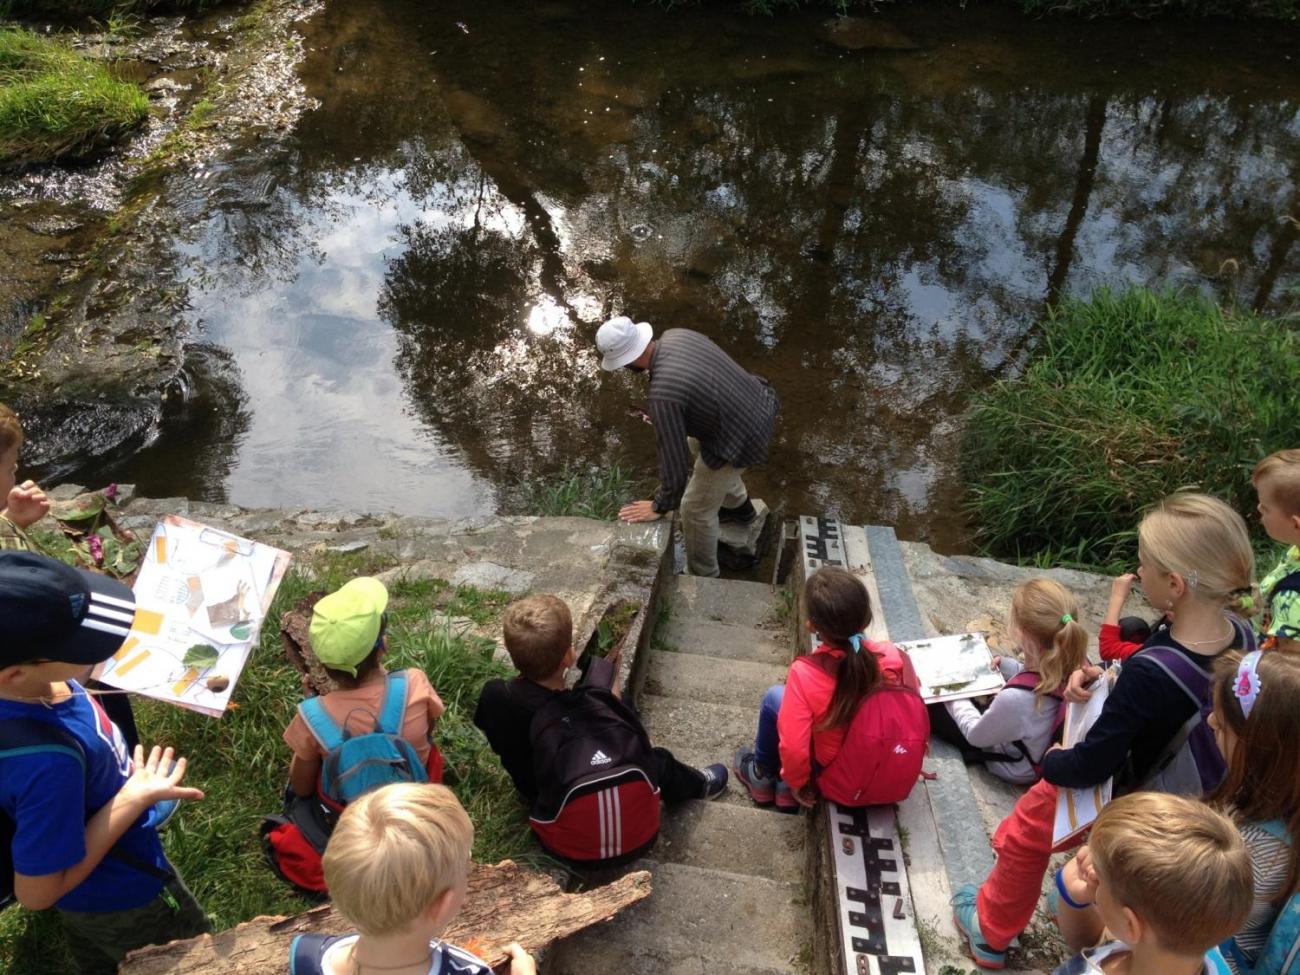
xmin=50 ymin=494 xmax=105 ymax=523
xmin=182 ymin=643 xmax=220 ymax=671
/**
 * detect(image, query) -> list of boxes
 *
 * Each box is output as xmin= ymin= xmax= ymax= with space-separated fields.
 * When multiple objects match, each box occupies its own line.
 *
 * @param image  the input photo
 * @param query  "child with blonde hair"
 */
xmin=932 ymin=578 xmax=1087 ymax=785
xmin=290 ymin=783 xmax=535 ymax=975
xmin=955 ymin=494 xmax=1258 ymax=969
xmin=1251 ymin=449 xmax=1300 ymax=646
xmin=1052 ymin=792 xmax=1251 ymax=975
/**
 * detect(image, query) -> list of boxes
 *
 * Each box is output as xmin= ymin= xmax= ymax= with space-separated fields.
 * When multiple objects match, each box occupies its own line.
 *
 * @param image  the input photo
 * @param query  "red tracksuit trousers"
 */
xmin=976 ymin=778 xmax=1084 ymax=949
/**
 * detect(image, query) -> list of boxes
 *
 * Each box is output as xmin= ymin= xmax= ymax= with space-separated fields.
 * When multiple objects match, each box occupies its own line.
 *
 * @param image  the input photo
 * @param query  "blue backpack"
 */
xmin=297 ymin=671 xmax=428 ymax=807
xmin=1223 ymin=819 xmax=1300 ymax=975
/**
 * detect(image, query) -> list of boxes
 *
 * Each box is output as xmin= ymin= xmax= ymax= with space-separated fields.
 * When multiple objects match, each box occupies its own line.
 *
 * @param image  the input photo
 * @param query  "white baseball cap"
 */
xmin=596 ymin=316 xmax=653 ymax=371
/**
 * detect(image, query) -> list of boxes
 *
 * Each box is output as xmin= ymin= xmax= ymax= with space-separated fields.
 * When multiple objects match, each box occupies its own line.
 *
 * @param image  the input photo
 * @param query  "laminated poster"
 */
xmin=95 ymin=516 xmax=292 ymax=717
xmin=1053 ymin=670 xmax=1115 ymax=846
xmin=897 ymin=632 xmax=1006 ymax=704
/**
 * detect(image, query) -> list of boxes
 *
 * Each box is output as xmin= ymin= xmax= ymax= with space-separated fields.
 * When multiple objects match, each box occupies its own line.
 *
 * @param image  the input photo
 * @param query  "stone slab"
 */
xmin=656 ymin=801 xmax=806 ymax=882
xmin=643 ymin=652 xmax=786 ymax=712
xmin=638 ymin=697 xmax=759 ymax=811
xmin=547 ymin=860 xmax=811 ymax=974
xmin=662 ymin=575 xmax=781 ymax=627
xmin=658 ymin=618 xmax=790 ymax=666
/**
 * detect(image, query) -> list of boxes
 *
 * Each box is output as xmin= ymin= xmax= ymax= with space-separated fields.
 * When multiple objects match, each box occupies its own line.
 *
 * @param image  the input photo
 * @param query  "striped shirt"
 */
xmin=1224 ymin=820 xmax=1292 ymax=975
xmin=648 ymin=329 xmax=780 ymax=513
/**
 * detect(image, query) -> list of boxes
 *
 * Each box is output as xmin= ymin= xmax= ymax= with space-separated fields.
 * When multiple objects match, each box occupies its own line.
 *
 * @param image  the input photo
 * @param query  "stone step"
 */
xmin=643 ymin=651 xmax=786 ymax=712
xmin=639 ymin=697 xmax=764 ymax=811
xmin=656 ymin=799 xmax=805 ymax=883
xmin=663 ymin=575 xmax=782 ymax=627
xmin=658 ymin=617 xmax=791 ymax=666
xmin=546 ymin=860 xmax=811 ymax=975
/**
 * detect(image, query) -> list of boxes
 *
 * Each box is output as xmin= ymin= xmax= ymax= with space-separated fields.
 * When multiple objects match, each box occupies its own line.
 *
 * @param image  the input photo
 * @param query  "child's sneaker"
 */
xmin=733 ymin=748 xmax=776 ymax=805
xmin=774 ymin=781 xmax=799 ymax=813
xmin=952 ymin=884 xmax=1007 ymax=970
xmin=699 ymin=764 xmax=728 ymax=800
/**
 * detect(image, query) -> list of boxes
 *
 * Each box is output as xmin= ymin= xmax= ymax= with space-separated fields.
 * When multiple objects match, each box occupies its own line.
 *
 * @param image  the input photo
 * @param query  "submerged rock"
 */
xmin=819 ymin=16 xmax=918 ymax=52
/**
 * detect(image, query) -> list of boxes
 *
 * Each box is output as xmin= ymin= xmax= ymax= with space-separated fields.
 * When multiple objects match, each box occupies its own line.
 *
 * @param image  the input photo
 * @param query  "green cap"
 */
xmin=309 ymin=577 xmax=389 ymax=676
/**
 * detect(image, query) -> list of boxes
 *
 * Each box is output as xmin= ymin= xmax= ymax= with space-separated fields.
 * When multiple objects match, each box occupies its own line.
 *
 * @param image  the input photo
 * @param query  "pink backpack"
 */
xmin=803 ymin=641 xmax=930 ymax=807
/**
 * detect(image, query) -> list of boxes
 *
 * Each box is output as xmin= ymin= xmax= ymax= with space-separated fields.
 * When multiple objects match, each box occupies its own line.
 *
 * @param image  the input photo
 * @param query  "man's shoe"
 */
xmin=699 ymin=764 xmax=729 ymax=800
xmin=718 ymin=498 xmax=757 ymax=525
xmin=952 ymin=884 xmax=1007 ymax=970
xmin=733 ymin=748 xmax=776 ymax=805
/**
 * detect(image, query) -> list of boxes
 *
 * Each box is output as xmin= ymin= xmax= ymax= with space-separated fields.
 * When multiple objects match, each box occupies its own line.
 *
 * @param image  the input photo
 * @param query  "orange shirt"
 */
xmin=282 ymin=668 xmax=444 ymax=765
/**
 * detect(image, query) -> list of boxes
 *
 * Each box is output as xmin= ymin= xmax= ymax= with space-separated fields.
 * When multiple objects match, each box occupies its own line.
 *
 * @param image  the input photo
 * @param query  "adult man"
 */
xmin=596 ymin=317 xmax=779 ymax=578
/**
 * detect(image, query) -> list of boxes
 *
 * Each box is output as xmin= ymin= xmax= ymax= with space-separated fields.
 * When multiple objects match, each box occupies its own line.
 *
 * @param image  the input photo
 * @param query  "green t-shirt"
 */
xmin=1260 ymin=544 xmax=1300 ymax=641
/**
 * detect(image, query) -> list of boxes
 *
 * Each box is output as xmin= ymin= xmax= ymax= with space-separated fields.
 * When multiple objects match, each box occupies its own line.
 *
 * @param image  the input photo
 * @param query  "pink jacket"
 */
xmin=776 ymin=642 xmax=849 ymax=791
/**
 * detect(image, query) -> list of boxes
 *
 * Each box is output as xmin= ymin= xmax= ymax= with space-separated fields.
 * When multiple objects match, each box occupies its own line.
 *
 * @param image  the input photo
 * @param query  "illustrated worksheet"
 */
xmin=1053 ymin=669 xmax=1114 ymax=845
xmin=898 ymin=633 xmax=1006 ymax=703
xmin=95 ymin=516 xmax=291 ymax=717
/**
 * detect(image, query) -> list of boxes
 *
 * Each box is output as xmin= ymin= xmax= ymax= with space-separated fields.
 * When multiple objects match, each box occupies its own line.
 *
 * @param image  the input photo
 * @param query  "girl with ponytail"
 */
xmin=930 ymin=578 xmax=1088 ymax=785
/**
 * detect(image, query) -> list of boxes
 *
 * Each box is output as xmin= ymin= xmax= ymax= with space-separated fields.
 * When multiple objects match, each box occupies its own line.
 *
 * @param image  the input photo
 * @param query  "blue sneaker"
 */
xmin=952 ymin=883 xmax=1007 ymax=970
xmin=699 ymin=764 xmax=728 ymax=800
xmin=149 ymin=798 xmax=179 ymax=830
xmin=733 ymin=748 xmax=776 ymax=805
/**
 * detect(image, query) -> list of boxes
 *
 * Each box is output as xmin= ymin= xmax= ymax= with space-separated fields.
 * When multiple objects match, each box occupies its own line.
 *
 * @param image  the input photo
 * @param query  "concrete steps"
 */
xmin=547 ymin=577 xmax=811 ymax=974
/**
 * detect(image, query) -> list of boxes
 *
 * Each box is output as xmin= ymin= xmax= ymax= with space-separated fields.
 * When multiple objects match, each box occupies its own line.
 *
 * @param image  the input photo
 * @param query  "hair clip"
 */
xmin=1186 ymin=569 xmax=1200 ymax=590
xmin=1234 ymin=650 xmax=1263 ymax=718
xmin=1060 ymin=614 xmax=1074 ymax=625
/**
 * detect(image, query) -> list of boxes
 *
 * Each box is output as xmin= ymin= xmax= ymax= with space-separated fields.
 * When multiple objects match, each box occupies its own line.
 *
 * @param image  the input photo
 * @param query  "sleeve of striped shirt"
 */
xmin=650 ymin=398 xmax=692 ymax=513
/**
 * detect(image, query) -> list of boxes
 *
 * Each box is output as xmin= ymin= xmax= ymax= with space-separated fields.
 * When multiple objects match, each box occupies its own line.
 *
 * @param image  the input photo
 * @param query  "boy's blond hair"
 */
xmin=502 ymin=594 xmax=572 ymax=680
xmin=1253 ymin=449 xmax=1300 ymax=517
xmin=1088 ymin=792 xmax=1252 ymax=953
xmin=322 ymin=783 xmax=473 ymax=936
xmin=1010 ymin=578 xmax=1088 ymax=707
xmin=0 ymin=404 xmax=22 ymax=454
xmin=1139 ymin=493 xmax=1257 ymax=618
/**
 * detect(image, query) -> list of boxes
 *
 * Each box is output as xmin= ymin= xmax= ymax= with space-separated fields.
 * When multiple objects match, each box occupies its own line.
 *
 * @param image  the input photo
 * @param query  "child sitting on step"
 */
xmin=290 ymin=782 xmax=536 ymax=975
xmin=734 ymin=565 xmax=928 ymax=812
xmin=1051 ymin=792 xmax=1251 ymax=975
xmin=929 ymin=577 xmax=1086 ymax=786
xmin=954 ymin=493 xmax=1259 ymax=969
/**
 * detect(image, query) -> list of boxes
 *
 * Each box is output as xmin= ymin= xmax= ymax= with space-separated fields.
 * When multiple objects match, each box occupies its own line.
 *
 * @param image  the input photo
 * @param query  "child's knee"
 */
xmin=761 ymin=684 xmax=785 ymax=713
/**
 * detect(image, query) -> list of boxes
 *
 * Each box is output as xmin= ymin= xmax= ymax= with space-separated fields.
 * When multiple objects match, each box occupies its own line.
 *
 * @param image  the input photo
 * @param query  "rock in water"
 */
xmin=819 ymin=16 xmax=918 ymax=52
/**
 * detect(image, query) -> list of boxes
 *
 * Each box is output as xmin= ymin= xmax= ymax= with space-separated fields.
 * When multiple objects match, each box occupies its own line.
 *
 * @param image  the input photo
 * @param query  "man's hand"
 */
xmin=118 ymin=745 xmax=204 ymax=809
xmin=506 ymin=942 xmax=537 ymax=975
xmin=619 ymin=500 xmax=661 ymax=524
xmin=5 ymin=480 xmax=49 ymax=529
xmin=1064 ymin=664 xmax=1104 ymax=704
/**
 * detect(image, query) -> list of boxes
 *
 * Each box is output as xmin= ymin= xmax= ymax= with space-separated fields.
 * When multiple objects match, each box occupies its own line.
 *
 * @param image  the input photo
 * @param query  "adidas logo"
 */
xmin=893 ymin=744 xmax=909 ymax=755
xmin=589 ymin=750 xmax=613 ymax=767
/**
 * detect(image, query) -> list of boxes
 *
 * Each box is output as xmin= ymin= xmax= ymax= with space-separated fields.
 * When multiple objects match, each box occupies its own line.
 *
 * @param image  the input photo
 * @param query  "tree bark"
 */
xmin=120 ymin=861 xmax=652 ymax=975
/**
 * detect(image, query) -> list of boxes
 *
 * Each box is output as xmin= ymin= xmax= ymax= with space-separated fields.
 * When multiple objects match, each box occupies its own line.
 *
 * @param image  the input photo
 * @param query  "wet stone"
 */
xmin=450 ymin=561 xmax=535 ymax=595
xmin=819 ymin=16 xmax=918 ymax=51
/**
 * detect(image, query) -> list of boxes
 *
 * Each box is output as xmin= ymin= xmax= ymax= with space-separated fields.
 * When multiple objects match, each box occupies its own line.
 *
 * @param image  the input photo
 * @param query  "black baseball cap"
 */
xmin=0 ymin=551 xmax=137 ymax=668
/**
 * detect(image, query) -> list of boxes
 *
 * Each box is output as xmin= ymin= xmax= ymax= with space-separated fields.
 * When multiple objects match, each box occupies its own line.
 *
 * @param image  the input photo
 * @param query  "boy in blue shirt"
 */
xmin=0 ymin=551 xmax=209 ymax=974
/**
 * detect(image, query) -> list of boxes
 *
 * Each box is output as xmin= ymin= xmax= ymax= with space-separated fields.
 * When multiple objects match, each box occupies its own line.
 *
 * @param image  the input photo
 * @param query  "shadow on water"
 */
xmin=59 ymin=0 xmax=1300 ymax=549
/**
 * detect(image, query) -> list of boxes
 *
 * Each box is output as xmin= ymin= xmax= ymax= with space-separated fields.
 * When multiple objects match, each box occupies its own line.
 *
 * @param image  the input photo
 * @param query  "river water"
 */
xmin=66 ymin=0 xmax=1300 ymax=549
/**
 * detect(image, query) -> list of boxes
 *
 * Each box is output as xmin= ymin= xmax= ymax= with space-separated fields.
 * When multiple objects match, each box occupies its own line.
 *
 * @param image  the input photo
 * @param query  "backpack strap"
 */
xmin=298 ymin=696 xmax=345 ymax=755
xmin=1258 ymin=818 xmax=1293 ymax=845
xmin=375 ymin=671 xmax=409 ymax=737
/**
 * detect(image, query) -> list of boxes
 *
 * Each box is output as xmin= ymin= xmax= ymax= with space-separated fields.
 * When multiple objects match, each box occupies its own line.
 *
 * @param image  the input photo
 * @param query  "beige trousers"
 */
xmin=680 ymin=437 xmax=748 ymax=578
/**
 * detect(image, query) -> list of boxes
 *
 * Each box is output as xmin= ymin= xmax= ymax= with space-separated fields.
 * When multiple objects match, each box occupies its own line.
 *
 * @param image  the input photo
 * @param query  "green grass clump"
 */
xmin=0 ymin=28 xmax=149 ymax=166
xmin=962 ymin=288 xmax=1300 ymax=572
xmin=0 ymin=552 xmax=536 ymax=975
xmin=516 ymin=460 xmax=637 ymax=521
xmin=0 ymin=0 xmax=214 ymax=17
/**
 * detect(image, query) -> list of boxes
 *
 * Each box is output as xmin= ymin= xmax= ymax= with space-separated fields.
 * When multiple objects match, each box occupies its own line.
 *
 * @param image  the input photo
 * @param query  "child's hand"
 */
xmin=990 ymin=655 xmax=1001 ymax=672
xmin=505 ymin=942 xmax=536 ymax=975
xmin=5 ymin=481 xmax=49 ymax=529
xmin=1064 ymin=665 xmax=1104 ymax=704
xmin=1064 ymin=846 xmax=1100 ymax=904
xmin=119 ymin=745 xmax=204 ymax=809
xmin=794 ymin=785 xmax=818 ymax=809
xmin=1109 ymin=574 xmax=1137 ymax=599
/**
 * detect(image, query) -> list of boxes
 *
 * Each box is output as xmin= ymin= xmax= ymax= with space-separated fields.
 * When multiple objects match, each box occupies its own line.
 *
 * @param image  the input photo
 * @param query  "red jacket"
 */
xmin=776 ymin=642 xmax=850 ymax=791
xmin=1098 ymin=623 xmax=1142 ymax=662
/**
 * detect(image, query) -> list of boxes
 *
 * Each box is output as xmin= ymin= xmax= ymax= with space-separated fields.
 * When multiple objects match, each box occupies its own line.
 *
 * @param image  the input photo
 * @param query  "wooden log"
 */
xmin=280 ymin=591 xmax=339 ymax=696
xmin=120 ymin=860 xmax=651 ymax=974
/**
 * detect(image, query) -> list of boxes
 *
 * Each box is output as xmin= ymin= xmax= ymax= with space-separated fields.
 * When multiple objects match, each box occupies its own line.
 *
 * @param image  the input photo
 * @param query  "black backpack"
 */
xmin=1 ymin=717 xmax=171 ymax=910
xmin=517 ymin=683 xmax=662 ymax=866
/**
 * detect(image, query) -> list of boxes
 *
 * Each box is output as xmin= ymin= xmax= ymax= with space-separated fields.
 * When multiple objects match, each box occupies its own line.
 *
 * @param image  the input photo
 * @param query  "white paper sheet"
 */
xmin=896 ymin=632 xmax=1007 ymax=704
xmin=1053 ymin=669 xmax=1115 ymax=845
xmin=95 ymin=516 xmax=291 ymax=717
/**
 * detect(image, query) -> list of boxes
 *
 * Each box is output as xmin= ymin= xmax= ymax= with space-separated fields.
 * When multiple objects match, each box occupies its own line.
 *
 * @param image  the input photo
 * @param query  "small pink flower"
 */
xmin=87 ymin=535 xmax=104 ymax=565
xmin=103 ymin=483 xmax=118 ymax=501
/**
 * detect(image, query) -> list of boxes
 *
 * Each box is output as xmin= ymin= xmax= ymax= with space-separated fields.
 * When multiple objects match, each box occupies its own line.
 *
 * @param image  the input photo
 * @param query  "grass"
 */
xmin=0 ymin=0 xmax=214 ymax=17
xmin=0 ymin=551 xmax=535 ymax=975
xmin=514 ymin=459 xmax=637 ymax=521
xmin=0 ymin=28 xmax=149 ymax=167
xmin=962 ymin=288 xmax=1300 ymax=573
